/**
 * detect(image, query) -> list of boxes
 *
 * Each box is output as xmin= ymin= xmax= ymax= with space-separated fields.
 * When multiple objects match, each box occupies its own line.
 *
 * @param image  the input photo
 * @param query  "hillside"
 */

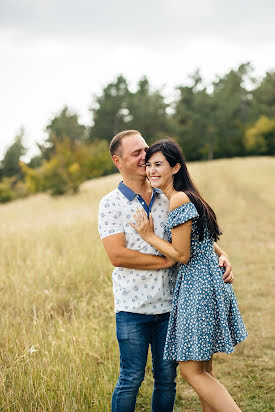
xmin=0 ymin=157 xmax=274 ymax=411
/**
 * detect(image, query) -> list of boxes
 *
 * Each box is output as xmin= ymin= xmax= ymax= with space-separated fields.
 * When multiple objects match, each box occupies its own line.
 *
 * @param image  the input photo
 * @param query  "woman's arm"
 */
xmin=129 ymin=208 xmax=192 ymax=264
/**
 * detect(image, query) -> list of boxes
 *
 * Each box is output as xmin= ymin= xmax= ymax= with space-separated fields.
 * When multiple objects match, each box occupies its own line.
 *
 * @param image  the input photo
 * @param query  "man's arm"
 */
xmin=214 ymin=242 xmax=234 ymax=283
xmin=102 ymin=233 xmax=175 ymax=270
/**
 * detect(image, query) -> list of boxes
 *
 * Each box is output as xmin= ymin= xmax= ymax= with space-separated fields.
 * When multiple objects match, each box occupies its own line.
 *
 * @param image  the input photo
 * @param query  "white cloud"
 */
xmin=0 ymin=0 xmax=274 ymax=159
xmin=1 ymin=0 xmax=275 ymax=47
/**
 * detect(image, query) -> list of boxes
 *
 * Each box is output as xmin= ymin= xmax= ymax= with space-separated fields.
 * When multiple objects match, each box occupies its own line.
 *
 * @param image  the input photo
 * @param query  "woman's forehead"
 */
xmin=147 ymin=151 xmax=166 ymax=162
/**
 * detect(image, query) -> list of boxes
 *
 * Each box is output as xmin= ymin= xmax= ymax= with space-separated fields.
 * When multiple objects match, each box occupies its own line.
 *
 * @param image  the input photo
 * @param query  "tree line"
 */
xmin=0 ymin=63 xmax=274 ymax=203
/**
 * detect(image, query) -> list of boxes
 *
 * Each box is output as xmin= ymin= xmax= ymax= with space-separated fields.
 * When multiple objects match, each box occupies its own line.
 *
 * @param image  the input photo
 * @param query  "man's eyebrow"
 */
xmin=131 ymin=148 xmax=147 ymax=154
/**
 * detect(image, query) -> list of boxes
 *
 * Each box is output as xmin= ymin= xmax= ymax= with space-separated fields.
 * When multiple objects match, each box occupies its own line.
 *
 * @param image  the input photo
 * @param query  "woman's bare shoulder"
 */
xmin=170 ymin=191 xmax=190 ymax=211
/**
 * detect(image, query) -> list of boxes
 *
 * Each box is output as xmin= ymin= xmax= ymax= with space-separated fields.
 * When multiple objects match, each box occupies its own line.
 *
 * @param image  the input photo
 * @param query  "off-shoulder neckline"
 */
xmin=168 ymin=201 xmax=194 ymax=215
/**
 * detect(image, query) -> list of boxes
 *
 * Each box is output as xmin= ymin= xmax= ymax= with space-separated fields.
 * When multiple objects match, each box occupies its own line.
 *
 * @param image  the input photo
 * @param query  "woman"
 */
xmin=130 ymin=139 xmax=247 ymax=412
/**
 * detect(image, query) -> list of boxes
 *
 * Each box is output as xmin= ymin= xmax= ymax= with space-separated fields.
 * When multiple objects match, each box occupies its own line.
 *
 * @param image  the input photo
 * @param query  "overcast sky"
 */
xmin=1 ymin=0 xmax=275 ymax=160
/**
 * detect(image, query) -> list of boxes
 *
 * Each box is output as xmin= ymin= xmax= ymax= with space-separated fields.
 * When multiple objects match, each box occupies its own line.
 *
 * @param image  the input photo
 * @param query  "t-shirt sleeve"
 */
xmin=167 ymin=202 xmax=199 ymax=229
xmin=98 ymin=196 xmax=124 ymax=239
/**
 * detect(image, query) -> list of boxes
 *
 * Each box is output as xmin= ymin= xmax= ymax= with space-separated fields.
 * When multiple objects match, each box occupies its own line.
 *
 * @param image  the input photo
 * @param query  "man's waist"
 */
xmin=112 ymin=267 xmax=168 ymax=276
xmin=114 ymin=301 xmax=173 ymax=315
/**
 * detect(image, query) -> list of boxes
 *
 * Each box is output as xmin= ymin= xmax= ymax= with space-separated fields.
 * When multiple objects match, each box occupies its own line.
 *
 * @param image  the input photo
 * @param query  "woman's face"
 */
xmin=146 ymin=151 xmax=176 ymax=190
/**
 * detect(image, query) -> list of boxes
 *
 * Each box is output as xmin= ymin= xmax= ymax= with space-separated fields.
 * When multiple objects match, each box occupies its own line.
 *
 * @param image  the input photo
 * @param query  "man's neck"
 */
xmin=122 ymin=176 xmax=152 ymax=197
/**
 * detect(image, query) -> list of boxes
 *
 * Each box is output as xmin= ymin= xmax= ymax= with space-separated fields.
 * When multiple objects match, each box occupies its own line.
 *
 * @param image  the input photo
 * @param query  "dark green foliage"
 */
xmin=89 ymin=66 xmax=275 ymax=160
xmin=173 ymin=64 xmax=258 ymax=160
xmin=0 ymin=127 xmax=26 ymax=179
xmin=89 ymin=75 xmax=173 ymax=144
xmin=28 ymin=155 xmax=43 ymax=169
xmin=210 ymin=63 xmax=253 ymax=158
xmin=126 ymin=77 xmax=172 ymax=144
xmin=250 ymin=71 xmax=275 ymax=120
xmin=1 ymin=64 xmax=274 ymax=203
xmin=173 ymin=71 xmax=215 ymax=160
xmin=89 ymin=75 xmax=130 ymax=141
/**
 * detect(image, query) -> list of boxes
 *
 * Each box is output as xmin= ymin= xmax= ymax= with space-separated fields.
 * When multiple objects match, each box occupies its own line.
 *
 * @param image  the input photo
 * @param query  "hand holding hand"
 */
xmin=129 ymin=209 xmax=155 ymax=242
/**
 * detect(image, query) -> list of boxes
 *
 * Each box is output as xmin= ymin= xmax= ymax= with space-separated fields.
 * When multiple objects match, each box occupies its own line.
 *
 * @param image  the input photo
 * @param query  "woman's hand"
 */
xmin=129 ymin=209 xmax=155 ymax=243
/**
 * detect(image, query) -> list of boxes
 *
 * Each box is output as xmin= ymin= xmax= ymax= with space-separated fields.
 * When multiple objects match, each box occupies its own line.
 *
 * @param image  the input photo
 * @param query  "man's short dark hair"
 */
xmin=109 ymin=130 xmax=140 ymax=156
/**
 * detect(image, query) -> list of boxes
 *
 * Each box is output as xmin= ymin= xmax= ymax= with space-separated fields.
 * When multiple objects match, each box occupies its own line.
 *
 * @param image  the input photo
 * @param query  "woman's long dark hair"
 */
xmin=146 ymin=139 xmax=222 ymax=241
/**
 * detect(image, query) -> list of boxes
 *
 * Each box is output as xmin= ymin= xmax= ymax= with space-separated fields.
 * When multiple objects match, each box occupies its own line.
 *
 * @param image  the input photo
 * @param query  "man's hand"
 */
xmin=164 ymin=256 xmax=177 ymax=268
xmin=218 ymin=254 xmax=234 ymax=283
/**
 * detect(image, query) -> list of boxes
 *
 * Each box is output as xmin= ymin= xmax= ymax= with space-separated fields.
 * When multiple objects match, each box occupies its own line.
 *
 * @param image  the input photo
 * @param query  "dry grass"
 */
xmin=0 ymin=158 xmax=274 ymax=411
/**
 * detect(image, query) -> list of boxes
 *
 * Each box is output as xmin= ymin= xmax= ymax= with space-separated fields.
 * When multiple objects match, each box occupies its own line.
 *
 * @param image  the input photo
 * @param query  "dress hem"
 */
xmin=163 ymin=335 xmax=248 ymax=362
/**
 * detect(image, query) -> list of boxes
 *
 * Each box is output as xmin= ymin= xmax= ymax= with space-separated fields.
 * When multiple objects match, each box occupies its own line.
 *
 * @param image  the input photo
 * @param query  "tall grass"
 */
xmin=0 ymin=157 xmax=274 ymax=411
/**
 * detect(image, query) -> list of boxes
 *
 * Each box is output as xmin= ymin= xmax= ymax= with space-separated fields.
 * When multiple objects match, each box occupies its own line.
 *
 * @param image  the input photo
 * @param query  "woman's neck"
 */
xmin=161 ymin=183 xmax=178 ymax=200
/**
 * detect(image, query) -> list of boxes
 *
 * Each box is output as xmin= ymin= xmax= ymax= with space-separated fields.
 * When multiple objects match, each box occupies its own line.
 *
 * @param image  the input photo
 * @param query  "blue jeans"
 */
xmin=112 ymin=311 xmax=177 ymax=412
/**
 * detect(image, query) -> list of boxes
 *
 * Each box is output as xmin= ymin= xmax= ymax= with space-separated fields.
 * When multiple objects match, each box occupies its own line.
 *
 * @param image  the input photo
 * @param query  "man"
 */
xmin=98 ymin=130 xmax=234 ymax=412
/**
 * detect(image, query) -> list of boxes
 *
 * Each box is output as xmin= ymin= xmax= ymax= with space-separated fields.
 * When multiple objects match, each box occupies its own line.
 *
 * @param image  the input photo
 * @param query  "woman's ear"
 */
xmin=172 ymin=163 xmax=181 ymax=175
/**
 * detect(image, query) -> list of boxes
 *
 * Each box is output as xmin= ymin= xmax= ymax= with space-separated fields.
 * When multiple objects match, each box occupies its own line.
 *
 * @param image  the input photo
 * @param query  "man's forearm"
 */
xmin=214 ymin=242 xmax=228 ymax=258
xmin=214 ymin=242 xmax=234 ymax=283
xmin=106 ymin=247 xmax=171 ymax=270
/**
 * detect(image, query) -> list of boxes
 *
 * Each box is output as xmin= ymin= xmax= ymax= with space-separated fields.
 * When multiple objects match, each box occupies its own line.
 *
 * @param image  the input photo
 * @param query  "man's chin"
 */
xmin=138 ymin=168 xmax=147 ymax=176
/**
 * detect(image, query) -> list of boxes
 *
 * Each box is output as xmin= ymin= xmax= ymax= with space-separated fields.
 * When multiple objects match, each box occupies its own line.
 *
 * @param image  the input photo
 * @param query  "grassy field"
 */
xmin=0 ymin=157 xmax=274 ymax=411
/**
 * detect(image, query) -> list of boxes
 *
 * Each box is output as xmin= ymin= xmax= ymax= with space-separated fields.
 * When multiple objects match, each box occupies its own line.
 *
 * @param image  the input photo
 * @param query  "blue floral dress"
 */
xmin=163 ymin=202 xmax=247 ymax=361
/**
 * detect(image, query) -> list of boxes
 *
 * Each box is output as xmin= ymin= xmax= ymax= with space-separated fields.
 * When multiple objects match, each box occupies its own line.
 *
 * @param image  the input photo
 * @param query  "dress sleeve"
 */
xmin=167 ymin=202 xmax=199 ymax=229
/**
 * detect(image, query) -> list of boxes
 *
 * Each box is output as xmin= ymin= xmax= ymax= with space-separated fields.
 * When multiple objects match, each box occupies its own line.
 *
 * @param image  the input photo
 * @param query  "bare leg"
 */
xmin=199 ymin=359 xmax=216 ymax=412
xmin=205 ymin=358 xmax=214 ymax=377
xmin=200 ymin=398 xmax=214 ymax=412
xmin=179 ymin=360 xmax=241 ymax=412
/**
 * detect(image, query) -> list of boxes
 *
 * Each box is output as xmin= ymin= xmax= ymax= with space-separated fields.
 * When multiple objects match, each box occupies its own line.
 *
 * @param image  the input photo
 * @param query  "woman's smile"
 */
xmin=146 ymin=152 xmax=175 ymax=191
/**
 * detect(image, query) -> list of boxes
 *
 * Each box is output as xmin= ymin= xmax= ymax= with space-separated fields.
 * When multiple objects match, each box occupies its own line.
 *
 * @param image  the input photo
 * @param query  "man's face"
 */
xmin=115 ymin=134 xmax=149 ymax=179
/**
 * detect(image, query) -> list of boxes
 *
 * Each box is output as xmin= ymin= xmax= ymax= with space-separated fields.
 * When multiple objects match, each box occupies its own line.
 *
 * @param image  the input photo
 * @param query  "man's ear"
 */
xmin=112 ymin=154 xmax=120 ymax=169
xmin=172 ymin=163 xmax=181 ymax=175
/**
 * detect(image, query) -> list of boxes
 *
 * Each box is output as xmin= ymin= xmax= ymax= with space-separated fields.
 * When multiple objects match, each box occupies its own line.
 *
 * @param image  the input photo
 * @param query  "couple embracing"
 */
xmin=98 ymin=130 xmax=247 ymax=412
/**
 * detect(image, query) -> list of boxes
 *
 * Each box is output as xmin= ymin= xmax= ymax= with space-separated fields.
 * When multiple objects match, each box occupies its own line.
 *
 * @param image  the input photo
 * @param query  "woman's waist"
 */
xmin=189 ymin=249 xmax=218 ymax=264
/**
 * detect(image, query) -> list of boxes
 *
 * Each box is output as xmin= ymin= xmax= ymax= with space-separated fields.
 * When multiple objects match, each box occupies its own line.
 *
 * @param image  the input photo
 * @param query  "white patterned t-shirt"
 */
xmin=98 ymin=182 xmax=176 ymax=314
